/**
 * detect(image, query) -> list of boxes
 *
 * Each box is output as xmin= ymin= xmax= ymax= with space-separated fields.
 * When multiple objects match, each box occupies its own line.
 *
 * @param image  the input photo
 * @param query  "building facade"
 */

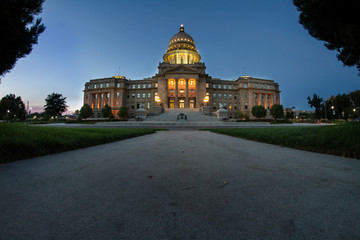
xmin=83 ymin=25 xmax=280 ymax=119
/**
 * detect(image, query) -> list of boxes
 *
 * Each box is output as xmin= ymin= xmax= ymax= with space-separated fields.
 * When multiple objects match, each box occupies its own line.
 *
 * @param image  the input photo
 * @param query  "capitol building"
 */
xmin=83 ymin=25 xmax=280 ymax=119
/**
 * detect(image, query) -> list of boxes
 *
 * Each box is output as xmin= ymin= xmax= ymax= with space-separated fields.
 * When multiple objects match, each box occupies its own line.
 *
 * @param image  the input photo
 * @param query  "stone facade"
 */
xmin=83 ymin=25 xmax=280 ymax=119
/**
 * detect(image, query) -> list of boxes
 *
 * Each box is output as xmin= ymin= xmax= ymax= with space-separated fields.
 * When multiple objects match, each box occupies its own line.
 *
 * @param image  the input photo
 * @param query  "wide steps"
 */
xmin=146 ymin=108 xmax=218 ymax=122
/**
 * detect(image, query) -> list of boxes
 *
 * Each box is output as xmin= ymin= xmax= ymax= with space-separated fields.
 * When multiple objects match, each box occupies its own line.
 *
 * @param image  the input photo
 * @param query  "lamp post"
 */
xmin=7 ymin=110 xmax=10 ymax=123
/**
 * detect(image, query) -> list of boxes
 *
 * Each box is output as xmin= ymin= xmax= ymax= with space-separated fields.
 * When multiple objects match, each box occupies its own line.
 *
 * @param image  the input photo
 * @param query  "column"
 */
xmin=195 ymin=79 xmax=199 ymax=107
xmin=89 ymin=93 xmax=92 ymax=108
xmin=185 ymin=79 xmax=189 ymax=108
xmin=175 ymin=79 xmax=178 ymax=108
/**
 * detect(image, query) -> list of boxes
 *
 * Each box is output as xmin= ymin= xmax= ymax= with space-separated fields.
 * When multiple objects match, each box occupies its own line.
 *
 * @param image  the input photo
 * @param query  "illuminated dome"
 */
xmin=163 ymin=25 xmax=201 ymax=64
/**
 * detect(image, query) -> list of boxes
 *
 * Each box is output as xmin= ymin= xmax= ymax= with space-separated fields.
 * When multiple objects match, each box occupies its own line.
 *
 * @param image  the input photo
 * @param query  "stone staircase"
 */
xmin=146 ymin=108 xmax=218 ymax=122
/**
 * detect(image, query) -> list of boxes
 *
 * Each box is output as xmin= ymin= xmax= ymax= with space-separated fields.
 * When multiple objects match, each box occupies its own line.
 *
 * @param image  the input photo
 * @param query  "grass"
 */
xmin=0 ymin=123 xmax=156 ymax=164
xmin=207 ymin=122 xmax=360 ymax=159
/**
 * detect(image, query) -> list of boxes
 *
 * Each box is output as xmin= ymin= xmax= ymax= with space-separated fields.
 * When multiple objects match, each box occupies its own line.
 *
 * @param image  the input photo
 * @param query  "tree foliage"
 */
xmin=251 ymin=105 xmax=267 ymax=120
xmin=117 ymin=106 xmax=128 ymax=120
xmin=307 ymin=94 xmax=323 ymax=119
xmin=101 ymin=104 xmax=113 ymax=119
xmin=270 ymin=104 xmax=284 ymax=122
xmin=79 ymin=104 xmax=92 ymax=119
xmin=44 ymin=93 xmax=67 ymax=119
xmin=293 ymin=0 xmax=360 ymax=74
xmin=0 ymin=94 xmax=26 ymax=120
xmin=0 ymin=0 xmax=46 ymax=77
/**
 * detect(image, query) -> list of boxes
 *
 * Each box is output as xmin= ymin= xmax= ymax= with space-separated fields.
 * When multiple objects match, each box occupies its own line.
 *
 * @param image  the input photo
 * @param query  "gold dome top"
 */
xmin=163 ymin=25 xmax=201 ymax=64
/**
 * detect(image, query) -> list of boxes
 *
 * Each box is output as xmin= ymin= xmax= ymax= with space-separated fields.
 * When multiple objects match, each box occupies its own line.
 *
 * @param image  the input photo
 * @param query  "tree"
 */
xmin=117 ymin=106 xmax=128 ymax=120
xmin=44 ymin=93 xmax=67 ymax=119
xmin=0 ymin=0 xmax=46 ymax=77
xmin=0 ymin=94 xmax=26 ymax=120
xmin=79 ymin=104 xmax=92 ymax=119
xmin=293 ymin=0 xmax=360 ymax=74
xmin=101 ymin=104 xmax=113 ymax=119
xmin=270 ymin=104 xmax=284 ymax=122
xmin=251 ymin=105 xmax=267 ymax=121
xmin=307 ymin=94 xmax=323 ymax=119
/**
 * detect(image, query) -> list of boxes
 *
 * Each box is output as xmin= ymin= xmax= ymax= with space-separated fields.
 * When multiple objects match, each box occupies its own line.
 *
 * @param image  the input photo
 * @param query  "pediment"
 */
xmin=164 ymin=65 xmax=200 ymax=74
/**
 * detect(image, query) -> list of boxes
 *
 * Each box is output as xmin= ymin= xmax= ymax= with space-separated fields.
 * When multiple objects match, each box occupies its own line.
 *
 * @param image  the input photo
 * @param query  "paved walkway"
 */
xmin=1 ymin=131 xmax=359 ymax=239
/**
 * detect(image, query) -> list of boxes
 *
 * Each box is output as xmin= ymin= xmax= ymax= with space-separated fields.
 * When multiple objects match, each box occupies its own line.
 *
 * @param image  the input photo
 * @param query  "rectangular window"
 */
xmin=137 ymin=93 xmax=140 ymax=99
xmin=213 ymin=93 xmax=216 ymax=99
xmin=100 ymin=83 xmax=103 ymax=88
xmin=228 ymin=85 xmax=232 ymax=90
xmin=245 ymin=103 xmax=248 ymax=109
xmin=106 ymin=83 xmax=109 ymax=87
xmin=229 ymin=94 xmax=232 ymax=100
xmin=244 ymin=83 xmax=247 ymax=88
xmin=132 ymin=85 xmax=136 ymax=89
xmin=206 ymin=83 xmax=209 ymax=88
xmin=131 ymin=103 xmax=135 ymax=109
xmin=132 ymin=93 xmax=135 ymax=98
xmin=137 ymin=84 xmax=141 ymax=89
xmin=213 ymin=85 xmax=216 ymax=89
xmin=155 ymin=83 xmax=158 ymax=87
xmin=147 ymin=102 xmax=151 ymax=109
xmin=101 ymin=93 xmax=103 ymax=98
xmin=106 ymin=93 xmax=110 ymax=98
xmin=218 ymin=94 xmax=222 ymax=99
xmin=254 ymin=94 xmax=257 ymax=98
xmin=94 ymin=94 xmax=97 ymax=99
xmin=213 ymin=102 xmax=217 ymax=109
xmin=143 ymin=84 xmax=146 ymax=89
xmin=94 ymin=84 xmax=97 ymax=89
xmin=245 ymin=93 xmax=248 ymax=98
xmin=142 ymin=93 xmax=146 ymax=99
xmin=116 ymin=83 xmax=121 ymax=88
xmin=224 ymin=94 xmax=227 ymax=99
xmin=267 ymin=85 xmax=270 ymax=89
xmin=116 ymin=92 xmax=120 ymax=97
xmin=148 ymin=83 xmax=152 ymax=88
xmin=218 ymin=84 xmax=221 ymax=89
xmin=255 ymin=83 xmax=258 ymax=88
xmin=223 ymin=85 xmax=226 ymax=89
xmin=267 ymin=95 xmax=270 ymax=99
xmin=189 ymin=89 xmax=195 ymax=93
xmin=179 ymin=89 xmax=185 ymax=93
xmin=148 ymin=93 xmax=151 ymax=98
xmin=169 ymin=89 xmax=174 ymax=93
xmin=261 ymin=84 xmax=264 ymax=89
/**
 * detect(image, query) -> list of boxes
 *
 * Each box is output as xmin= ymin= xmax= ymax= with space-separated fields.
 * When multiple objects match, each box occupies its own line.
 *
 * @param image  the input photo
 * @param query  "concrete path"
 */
xmin=0 ymin=131 xmax=359 ymax=240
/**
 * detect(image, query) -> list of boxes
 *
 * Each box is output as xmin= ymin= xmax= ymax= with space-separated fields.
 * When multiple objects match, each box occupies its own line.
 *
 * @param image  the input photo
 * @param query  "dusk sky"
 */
xmin=1 ymin=0 xmax=359 ymax=113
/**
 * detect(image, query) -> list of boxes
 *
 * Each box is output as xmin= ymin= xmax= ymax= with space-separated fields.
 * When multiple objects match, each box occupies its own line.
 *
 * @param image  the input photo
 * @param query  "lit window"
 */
xmin=117 ymin=83 xmax=121 ymax=87
xmin=206 ymin=83 xmax=209 ymax=88
xmin=155 ymin=83 xmax=158 ymax=87
xmin=213 ymin=93 xmax=216 ymax=99
xmin=148 ymin=93 xmax=151 ymax=98
xmin=147 ymin=102 xmax=151 ymax=109
xmin=218 ymin=94 xmax=222 ymax=99
xmin=179 ymin=89 xmax=185 ymax=93
xmin=106 ymin=83 xmax=109 ymax=87
xmin=229 ymin=94 xmax=232 ymax=99
xmin=101 ymin=93 xmax=103 ymax=98
xmin=224 ymin=94 xmax=227 ymax=99
xmin=155 ymin=92 xmax=158 ymax=95
xmin=229 ymin=105 xmax=232 ymax=110
xmin=116 ymin=92 xmax=120 ymax=97
xmin=244 ymin=83 xmax=247 ymax=88
xmin=189 ymin=80 xmax=195 ymax=85
xmin=206 ymin=92 xmax=209 ymax=96
xmin=142 ymin=93 xmax=146 ymax=98
xmin=94 ymin=84 xmax=97 ymax=89
xmin=137 ymin=93 xmax=140 ymax=99
xmin=100 ymin=83 xmax=103 ymax=88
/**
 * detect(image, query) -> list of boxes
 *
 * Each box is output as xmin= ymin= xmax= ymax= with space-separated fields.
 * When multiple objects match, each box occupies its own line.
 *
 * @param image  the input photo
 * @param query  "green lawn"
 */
xmin=0 ymin=124 xmax=156 ymax=163
xmin=207 ymin=122 xmax=360 ymax=159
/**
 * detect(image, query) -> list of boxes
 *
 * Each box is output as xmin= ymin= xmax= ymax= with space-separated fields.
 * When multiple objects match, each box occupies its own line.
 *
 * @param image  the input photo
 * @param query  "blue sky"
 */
xmin=1 ymin=0 xmax=359 ymax=113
